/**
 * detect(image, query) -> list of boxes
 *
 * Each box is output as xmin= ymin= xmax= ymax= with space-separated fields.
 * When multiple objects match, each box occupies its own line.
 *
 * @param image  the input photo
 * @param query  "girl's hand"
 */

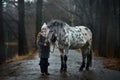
xmin=44 ymin=43 xmax=47 ymax=46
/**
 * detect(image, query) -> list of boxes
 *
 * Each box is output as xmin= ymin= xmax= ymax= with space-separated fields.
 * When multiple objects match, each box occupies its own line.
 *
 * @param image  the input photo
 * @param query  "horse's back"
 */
xmin=77 ymin=26 xmax=92 ymax=46
xmin=66 ymin=26 xmax=92 ymax=49
xmin=78 ymin=26 xmax=92 ymax=40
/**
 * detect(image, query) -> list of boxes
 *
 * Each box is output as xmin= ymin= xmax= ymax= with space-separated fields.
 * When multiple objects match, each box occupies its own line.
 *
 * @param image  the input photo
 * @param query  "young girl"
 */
xmin=36 ymin=23 xmax=50 ymax=76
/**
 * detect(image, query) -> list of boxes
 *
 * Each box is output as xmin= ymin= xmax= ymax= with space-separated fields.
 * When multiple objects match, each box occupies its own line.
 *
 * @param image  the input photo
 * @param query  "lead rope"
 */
xmin=50 ymin=40 xmax=59 ymax=53
xmin=50 ymin=44 xmax=55 ymax=53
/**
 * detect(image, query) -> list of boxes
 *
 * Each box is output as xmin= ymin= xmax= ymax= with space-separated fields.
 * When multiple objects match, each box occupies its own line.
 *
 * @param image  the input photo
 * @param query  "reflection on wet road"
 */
xmin=0 ymin=49 xmax=120 ymax=80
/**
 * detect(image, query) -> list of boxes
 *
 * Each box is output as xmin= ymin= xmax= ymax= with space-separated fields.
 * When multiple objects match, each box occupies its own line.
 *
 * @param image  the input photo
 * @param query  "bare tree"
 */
xmin=46 ymin=0 xmax=120 ymax=57
xmin=105 ymin=0 xmax=120 ymax=57
xmin=35 ymin=0 xmax=43 ymax=49
xmin=18 ymin=0 xmax=28 ymax=55
xmin=0 ymin=0 xmax=5 ymax=63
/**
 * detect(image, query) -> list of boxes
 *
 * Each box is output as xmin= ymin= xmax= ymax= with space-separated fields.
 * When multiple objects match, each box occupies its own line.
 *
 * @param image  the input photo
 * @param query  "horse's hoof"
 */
xmin=60 ymin=68 xmax=67 ymax=73
xmin=79 ymin=68 xmax=83 ymax=71
xmin=86 ymin=67 xmax=89 ymax=71
xmin=63 ymin=69 xmax=67 ymax=72
xmin=60 ymin=68 xmax=63 ymax=73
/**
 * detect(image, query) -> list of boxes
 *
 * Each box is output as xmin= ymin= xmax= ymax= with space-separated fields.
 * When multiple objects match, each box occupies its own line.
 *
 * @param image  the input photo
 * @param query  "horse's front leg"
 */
xmin=59 ymin=48 xmax=68 ymax=72
xmin=59 ymin=48 xmax=64 ymax=72
xmin=60 ymin=54 xmax=67 ymax=72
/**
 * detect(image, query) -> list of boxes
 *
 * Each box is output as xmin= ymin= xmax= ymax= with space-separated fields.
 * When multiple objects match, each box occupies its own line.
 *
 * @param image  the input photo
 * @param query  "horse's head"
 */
xmin=47 ymin=20 xmax=64 ymax=42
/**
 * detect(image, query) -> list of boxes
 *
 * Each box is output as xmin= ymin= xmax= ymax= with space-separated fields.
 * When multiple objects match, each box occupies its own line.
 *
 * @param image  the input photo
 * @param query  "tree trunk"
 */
xmin=18 ymin=0 xmax=28 ymax=55
xmin=0 ymin=0 xmax=5 ymax=63
xmin=35 ymin=0 xmax=43 ymax=49
xmin=98 ymin=0 xmax=110 ymax=57
xmin=106 ymin=0 xmax=120 ymax=57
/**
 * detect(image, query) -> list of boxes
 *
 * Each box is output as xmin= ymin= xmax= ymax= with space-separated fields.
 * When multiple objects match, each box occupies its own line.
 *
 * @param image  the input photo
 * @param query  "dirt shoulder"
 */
xmin=102 ymin=58 xmax=120 ymax=71
xmin=0 ymin=48 xmax=37 ymax=66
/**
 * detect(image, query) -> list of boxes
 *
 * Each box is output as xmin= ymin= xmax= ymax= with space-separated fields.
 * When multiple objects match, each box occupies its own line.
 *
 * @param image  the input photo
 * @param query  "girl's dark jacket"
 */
xmin=38 ymin=34 xmax=50 ymax=58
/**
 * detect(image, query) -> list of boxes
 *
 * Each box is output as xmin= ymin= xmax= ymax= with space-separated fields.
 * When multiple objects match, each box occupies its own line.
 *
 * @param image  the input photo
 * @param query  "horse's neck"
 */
xmin=58 ymin=24 xmax=69 ymax=37
xmin=56 ymin=24 xmax=70 ymax=46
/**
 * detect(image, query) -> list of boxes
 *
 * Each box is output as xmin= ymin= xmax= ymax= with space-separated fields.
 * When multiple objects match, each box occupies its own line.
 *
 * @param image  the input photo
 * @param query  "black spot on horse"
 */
xmin=79 ymin=34 xmax=81 ymax=36
xmin=85 ymin=28 xmax=88 ymax=30
xmin=85 ymin=33 xmax=87 ymax=36
xmin=79 ymin=28 xmax=81 ymax=31
xmin=75 ymin=34 xmax=79 ymax=37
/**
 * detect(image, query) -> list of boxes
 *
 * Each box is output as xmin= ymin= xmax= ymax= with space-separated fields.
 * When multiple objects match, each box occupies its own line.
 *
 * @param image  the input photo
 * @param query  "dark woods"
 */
xmin=42 ymin=0 xmax=120 ymax=58
xmin=0 ymin=0 xmax=5 ymax=62
xmin=0 ymin=0 xmax=120 ymax=63
xmin=18 ymin=0 xmax=28 ymax=55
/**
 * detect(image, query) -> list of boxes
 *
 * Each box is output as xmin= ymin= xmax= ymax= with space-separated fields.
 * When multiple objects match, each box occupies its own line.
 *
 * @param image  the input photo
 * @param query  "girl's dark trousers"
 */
xmin=39 ymin=58 xmax=49 ymax=74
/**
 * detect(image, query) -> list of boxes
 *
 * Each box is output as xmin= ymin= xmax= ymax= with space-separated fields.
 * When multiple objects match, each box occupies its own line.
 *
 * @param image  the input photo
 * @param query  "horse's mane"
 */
xmin=47 ymin=19 xmax=69 ymax=28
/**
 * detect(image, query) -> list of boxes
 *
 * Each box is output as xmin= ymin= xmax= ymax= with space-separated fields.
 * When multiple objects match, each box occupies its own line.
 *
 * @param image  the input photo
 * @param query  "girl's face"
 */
xmin=41 ymin=28 xmax=47 ymax=37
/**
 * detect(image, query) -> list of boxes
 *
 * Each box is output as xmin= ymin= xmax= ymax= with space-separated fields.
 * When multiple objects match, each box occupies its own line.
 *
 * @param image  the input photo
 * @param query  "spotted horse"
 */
xmin=46 ymin=20 xmax=93 ymax=72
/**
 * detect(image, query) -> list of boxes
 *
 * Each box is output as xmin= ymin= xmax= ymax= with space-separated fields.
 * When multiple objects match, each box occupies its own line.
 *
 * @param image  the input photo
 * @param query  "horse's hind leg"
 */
xmin=60 ymin=55 xmax=64 ymax=72
xmin=79 ymin=54 xmax=86 ymax=71
xmin=86 ymin=49 xmax=92 ymax=70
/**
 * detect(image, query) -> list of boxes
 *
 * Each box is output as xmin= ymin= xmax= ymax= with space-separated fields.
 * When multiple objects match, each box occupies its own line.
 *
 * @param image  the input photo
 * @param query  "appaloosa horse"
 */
xmin=46 ymin=20 xmax=93 ymax=72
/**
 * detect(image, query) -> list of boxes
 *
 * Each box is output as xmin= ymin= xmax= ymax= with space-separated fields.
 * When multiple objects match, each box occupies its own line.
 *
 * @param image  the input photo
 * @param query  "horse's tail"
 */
xmin=89 ymin=32 xmax=92 ymax=67
xmin=89 ymin=49 xmax=92 ymax=67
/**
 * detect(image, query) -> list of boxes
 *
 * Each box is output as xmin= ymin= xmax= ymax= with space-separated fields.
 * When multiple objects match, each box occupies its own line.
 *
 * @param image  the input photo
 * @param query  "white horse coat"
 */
xmin=47 ymin=20 xmax=93 ymax=71
xmin=62 ymin=25 xmax=92 ymax=49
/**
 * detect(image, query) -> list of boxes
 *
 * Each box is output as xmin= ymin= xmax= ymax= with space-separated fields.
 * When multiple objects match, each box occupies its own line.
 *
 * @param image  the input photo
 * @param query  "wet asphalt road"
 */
xmin=0 ymin=49 xmax=120 ymax=80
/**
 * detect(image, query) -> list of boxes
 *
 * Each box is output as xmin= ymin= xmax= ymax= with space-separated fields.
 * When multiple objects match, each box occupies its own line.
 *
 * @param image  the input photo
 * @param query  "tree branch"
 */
xmin=3 ymin=19 xmax=18 ymax=39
